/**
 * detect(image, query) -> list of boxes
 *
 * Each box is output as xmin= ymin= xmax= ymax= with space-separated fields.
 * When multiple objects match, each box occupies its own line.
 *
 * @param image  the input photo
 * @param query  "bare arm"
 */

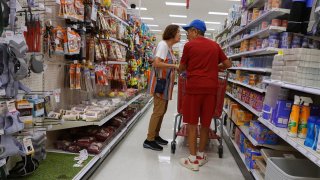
xmin=218 ymin=59 xmax=232 ymax=71
xmin=153 ymin=57 xmax=178 ymax=69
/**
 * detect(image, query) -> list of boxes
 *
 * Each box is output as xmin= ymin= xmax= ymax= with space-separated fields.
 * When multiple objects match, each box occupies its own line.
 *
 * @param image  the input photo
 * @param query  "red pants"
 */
xmin=182 ymin=94 xmax=217 ymax=128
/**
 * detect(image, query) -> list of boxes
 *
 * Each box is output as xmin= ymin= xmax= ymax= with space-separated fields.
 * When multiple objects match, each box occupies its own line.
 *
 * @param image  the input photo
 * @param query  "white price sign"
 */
xmin=297 ymin=146 xmax=307 ymax=155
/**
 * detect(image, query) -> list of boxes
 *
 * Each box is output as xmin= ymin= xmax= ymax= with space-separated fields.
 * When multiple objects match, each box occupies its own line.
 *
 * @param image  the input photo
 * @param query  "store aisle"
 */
xmin=90 ymin=88 xmax=244 ymax=180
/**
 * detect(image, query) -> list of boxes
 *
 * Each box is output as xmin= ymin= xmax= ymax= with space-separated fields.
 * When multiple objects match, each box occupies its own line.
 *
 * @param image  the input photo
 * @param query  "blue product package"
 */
xmin=312 ymin=120 xmax=320 ymax=150
xmin=272 ymin=100 xmax=293 ymax=128
xmin=304 ymin=116 xmax=319 ymax=147
xmin=245 ymin=148 xmax=262 ymax=169
xmin=311 ymin=106 xmax=320 ymax=116
xmin=262 ymin=104 xmax=272 ymax=121
xmin=251 ymin=121 xmax=279 ymax=145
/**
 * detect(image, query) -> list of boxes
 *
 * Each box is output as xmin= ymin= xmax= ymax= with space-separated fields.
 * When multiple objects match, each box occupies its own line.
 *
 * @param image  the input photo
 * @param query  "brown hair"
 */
xmin=162 ymin=25 xmax=179 ymax=40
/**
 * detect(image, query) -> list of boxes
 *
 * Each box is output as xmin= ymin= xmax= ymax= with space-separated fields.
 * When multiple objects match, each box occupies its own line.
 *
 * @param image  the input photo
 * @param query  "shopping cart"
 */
xmin=171 ymin=71 xmax=229 ymax=158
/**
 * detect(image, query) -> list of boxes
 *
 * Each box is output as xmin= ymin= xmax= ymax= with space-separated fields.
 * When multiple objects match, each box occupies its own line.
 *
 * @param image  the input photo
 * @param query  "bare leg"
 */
xmin=199 ymin=126 xmax=210 ymax=152
xmin=188 ymin=124 xmax=198 ymax=156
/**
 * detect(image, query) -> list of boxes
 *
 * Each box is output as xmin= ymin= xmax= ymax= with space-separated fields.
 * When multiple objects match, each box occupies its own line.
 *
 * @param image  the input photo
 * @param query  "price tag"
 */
xmin=53 ymin=89 xmax=61 ymax=103
xmin=38 ymin=3 xmax=45 ymax=10
xmin=23 ymin=137 xmax=35 ymax=155
xmin=0 ymin=89 xmax=5 ymax=96
xmin=308 ymin=153 xmax=317 ymax=162
xmin=297 ymin=146 xmax=307 ymax=154
xmin=55 ymin=39 xmax=60 ymax=45
xmin=21 ymin=25 xmax=28 ymax=32
xmin=6 ymin=100 xmax=17 ymax=113
xmin=45 ymin=7 xmax=52 ymax=13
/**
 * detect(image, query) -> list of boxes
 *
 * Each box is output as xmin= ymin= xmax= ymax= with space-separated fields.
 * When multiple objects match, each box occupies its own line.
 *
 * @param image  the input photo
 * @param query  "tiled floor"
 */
xmin=90 ymin=88 xmax=244 ymax=180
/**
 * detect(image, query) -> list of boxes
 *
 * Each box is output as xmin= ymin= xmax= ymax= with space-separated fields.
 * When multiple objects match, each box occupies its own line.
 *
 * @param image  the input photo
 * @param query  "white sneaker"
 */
xmin=196 ymin=155 xmax=208 ymax=166
xmin=180 ymin=158 xmax=200 ymax=171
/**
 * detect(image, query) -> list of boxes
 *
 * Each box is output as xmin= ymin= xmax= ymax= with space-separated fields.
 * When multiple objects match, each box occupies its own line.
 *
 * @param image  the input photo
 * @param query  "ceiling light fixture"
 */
xmin=129 ymin=7 xmax=147 ymax=10
xmin=181 ymin=34 xmax=186 ymax=36
xmin=208 ymin=12 xmax=228 ymax=15
xmin=169 ymin=14 xmax=187 ymax=18
xmin=165 ymin=2 xmax=186 ymax=6
xmin=172 ymin=23 xmax=187 ymax=26
xmin=150 ymin=30 xmax=162 ymax=32
xmin=205 ymin=21 xmax=221 ymax=24
xmin=207 ymin=28 xmax=216 ymax=31
xmin=146 ymin=24 xmax=159 ymax=27
xmin=141 ymin=17 xmax=154 ymax=20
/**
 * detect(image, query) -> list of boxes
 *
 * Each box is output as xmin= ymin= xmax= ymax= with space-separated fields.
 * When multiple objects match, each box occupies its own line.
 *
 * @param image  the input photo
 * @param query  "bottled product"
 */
xmin=288 ymin=95 xmax=301 ymax=137
xmin=313 ymin=120 xmax=320 ymax=151
xmin=298 ymin=97 xmax=313 ymax=138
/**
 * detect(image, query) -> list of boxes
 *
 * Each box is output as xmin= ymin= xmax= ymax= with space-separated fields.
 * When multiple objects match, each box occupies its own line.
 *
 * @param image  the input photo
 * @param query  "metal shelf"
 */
xmin=229 ymin=67 xmax=272 ymax=73
xmin=263 ymin=79 xmax=320 ymax=96
xmin=107 ymin=61 xmax=128 ymax=65
xmin=226 ymin=92 xmax=261 ymax=117
xmin=258 ymin=117 xmax=320 ymax=168
xmin=108 ymin=37 xmax=128 ymax=47
xmin=230 ymin=138 xmax=251 ymax=171
xmin=108 ymin=12 xmax=129 ymax=26
xmin=215 ymin=16 xmax=241 ymax=39
xmin=229 ymin=8 xmax=290 ymax=39
xmin=228 ymin=79 xmax=266 ymax=93
xmin=226 ymin=26 xmax=286 ymax=48
xmin=49 ymin=94 xmax=142 ymax=131
xmin=228 ymin=47 xmax=279 ymax=59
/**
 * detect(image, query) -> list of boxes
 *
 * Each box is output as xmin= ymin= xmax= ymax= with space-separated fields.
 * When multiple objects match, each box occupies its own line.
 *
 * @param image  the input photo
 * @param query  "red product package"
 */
xmin=88 ymin=142 xmax=103 ymax=154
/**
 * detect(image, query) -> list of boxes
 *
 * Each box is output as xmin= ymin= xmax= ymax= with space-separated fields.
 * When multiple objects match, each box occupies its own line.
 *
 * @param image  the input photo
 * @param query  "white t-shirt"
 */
xmin=155 ymin=40 xmax=169 ymax=61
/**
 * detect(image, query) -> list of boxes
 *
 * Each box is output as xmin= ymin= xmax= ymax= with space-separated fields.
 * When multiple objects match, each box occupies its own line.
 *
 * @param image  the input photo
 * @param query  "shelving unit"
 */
xmin=227 ymin=47 xmax=279 ymax=59
xmin=246 ymin=0 xmax=266 ymax=10
xmin=49 ymin=94 xmax=142 ymax=131
xmin=108 ymin=37 xmax=129 ymax=47
xmin=228 ymin=79 xmax=266 ymax=93
xmin=263 ymin=79 xmax=320 ymax=96
xmin=258 ymin=117 xmax=320 ymax=168
xmin=229 ymin=67 xmax=272 ymax=73
xmin=108 ymin=11 xmax=129 ymax=26
xmin=226 ymin=92 xmax=261 ymax=117
xmin=228 ymin=8 xmax=290 ymax=39
xmin=107 ymin=61 xmax=129 ymax=65
xmin=224 ymin=26 xmax=286 ymax=49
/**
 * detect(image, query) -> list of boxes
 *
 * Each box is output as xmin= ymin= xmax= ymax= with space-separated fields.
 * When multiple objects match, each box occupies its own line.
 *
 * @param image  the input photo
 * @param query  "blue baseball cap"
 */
xmin=182 ymin=19 xmax=207 ymax=33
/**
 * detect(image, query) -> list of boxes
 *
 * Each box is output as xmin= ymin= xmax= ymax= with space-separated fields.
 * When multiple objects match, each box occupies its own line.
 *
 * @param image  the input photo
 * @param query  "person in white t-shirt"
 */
xmin=144 ymin=25 xmax=180 ymax=151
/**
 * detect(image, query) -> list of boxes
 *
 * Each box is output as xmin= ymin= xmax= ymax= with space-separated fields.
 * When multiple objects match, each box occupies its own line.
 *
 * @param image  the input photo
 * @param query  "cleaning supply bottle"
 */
xmin=288 ymin=95 xmax=301 ymax=137
xmin=304 ymin=116 xmax=318 ymax=147
xmin=298 ymin=97 xmax=313 ymax=138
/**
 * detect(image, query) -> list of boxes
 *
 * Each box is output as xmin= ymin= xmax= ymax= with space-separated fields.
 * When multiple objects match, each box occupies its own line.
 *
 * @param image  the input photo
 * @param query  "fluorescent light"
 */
xmin=205 ymin=21 xmax=221 ymax=24
xmin=165 ymin=2 xmax=186 ymax=6
xmin=150 ymin=30 xmax=162 ymax=32
xmin=172 ymin=23 xmax=187 ymax=26
xmin=181 ymin=34 xmax=186 ymax=36
xmin=205 ymin=33 xmax=212 ymax=35
xmin=141 ymin=17 xmax=154 ymax=20
xmin=169 ymin=14 xmax=187 ymax=18
xmin=181 ymin=40 xmax=186 ymax=42
xmin=146 ymin=24 xmax=159 ymax=27
xmin=208 ymin=12 xmax=228 ymax=15
xmin=130 ymin=7 xmax=147 ymax=10
xmin=207 ymin=28 xmax=216 ymax=31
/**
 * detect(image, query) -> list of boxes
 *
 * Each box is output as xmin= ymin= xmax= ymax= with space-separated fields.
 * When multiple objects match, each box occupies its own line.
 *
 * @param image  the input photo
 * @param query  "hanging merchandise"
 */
xmin=24 ymin=14 xmax=41 ymax=53
xmin=65 ymin=28 xmax=81 ymax=55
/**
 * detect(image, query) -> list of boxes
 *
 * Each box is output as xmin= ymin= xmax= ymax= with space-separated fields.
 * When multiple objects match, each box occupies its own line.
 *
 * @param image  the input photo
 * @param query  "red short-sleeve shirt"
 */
xmin=180 ymin=37 xmax=227 ymax=94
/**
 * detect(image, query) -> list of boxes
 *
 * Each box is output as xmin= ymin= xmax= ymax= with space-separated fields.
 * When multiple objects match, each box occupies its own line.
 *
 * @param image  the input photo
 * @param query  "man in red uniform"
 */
xmin=179 ymin=19 xmax=232 ymax=171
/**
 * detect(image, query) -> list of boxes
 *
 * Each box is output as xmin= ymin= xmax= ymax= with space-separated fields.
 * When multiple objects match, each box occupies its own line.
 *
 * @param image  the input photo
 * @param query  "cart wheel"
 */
xmin=171 ymin=141 xmax=176 ymax=154
xmin=218 ymin=145 xmax=223 ymax=158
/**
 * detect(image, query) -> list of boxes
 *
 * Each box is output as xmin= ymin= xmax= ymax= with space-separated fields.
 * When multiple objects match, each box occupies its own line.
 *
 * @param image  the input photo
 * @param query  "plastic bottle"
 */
xmin=304 ymin=116 xmax=318 ymax=147
xmin=298 ymin=97 xmax=313 ymax=138
xmin=288 ymin=95 xmax=301 ymax=137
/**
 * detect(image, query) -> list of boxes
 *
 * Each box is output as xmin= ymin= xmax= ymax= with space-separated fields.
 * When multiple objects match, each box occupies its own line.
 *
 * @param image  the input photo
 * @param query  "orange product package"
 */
xmin=69 ymin=64 xmax=76 ymax=89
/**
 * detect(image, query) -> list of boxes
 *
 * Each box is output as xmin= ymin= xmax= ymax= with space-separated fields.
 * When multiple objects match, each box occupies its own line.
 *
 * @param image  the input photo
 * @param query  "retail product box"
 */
xmin=239 ymin=132 xmax=246 ymax=153
xmin=16 ymin=100 xmax=33 ymax=124
xmin=229 ymin=103 xmax=239 ymax=118
xmin=271 ymin=100 xmax=293 ymax=128
xmin=235 ymin=127 xmax=242 ymax=147
xmin=249 ymin=121 xmax=279 ymax=145
xmin=28 ymin=98 xmax=45 ymax=117
xmin=245 ymin=148 xmax=263 ymax=169
xmin=262 ymin=104 xmax=272 ymax=121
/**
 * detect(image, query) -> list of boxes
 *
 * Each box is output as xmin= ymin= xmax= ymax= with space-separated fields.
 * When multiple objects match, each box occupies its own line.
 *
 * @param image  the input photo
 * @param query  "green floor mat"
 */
xmin=21 ymin=152 xmax=94 ymax=180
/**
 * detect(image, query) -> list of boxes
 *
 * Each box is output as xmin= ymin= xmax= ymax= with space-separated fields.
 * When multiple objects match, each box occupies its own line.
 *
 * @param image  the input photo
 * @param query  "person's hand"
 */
xmin=172 ymin=64 xmax=179 ymax=70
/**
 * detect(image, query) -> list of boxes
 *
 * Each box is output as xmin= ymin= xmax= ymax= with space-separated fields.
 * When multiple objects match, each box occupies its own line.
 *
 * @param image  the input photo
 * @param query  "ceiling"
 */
xmin=128 ymin=0 xmax=241 ymax=42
